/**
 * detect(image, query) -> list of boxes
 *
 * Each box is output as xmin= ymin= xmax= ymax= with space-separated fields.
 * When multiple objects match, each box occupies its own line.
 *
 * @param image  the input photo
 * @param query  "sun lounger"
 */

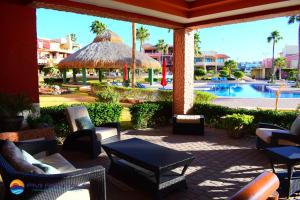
xmin=136 ymin=82 xmax=146 ymax=88
xmin=211 ymin=77 xmax=219 ymax=82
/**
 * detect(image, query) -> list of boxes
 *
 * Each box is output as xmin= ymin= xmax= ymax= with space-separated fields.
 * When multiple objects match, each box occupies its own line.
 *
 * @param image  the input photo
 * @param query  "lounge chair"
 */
xmin=64 ymin=106 xmax=121 ymax=159
xmin=256 ymin=115 xmax=300 ymax=149
xmin=136 ymin=82 xmax=146 ymax=88
xmin=0 ymin=139 xmax=106 ymax=200
xmin=211 ymin=77 xmax=219 ymax=82
xmin=229 ymin=171 xmax=279 ymax=200
xmin=219 ymin=77 xmax=228 ymax=81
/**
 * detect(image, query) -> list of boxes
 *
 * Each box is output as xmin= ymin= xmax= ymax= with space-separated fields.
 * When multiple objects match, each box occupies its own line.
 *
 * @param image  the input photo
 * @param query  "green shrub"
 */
xmin=222 ymin=114 xmax=254 ymax=138
xmin=288 ymin=70 xmax=297 ymax=81
xmin=195 ymin=68 xmax=206 ymax=77
xmin=194 ymin=103 xmax=298 ymax=129
xmin=207 ymin=70 xmax=215 ymax=75
xmin=233 ymin=71 xmax=244 ymax=80
xmin=219 ymin=70 xmax=229 ymax=77
xmin=96 ymin=88 xmax=120 ymax=103
xmin=194 ymin=91 xmax=216 ymax=104
xmin=130 ymin=102 xmax=172 ymax=129
xmin=43 ymin=78 xmax=70 ymax=85
xmin=27 ymin=114 xmax=54 ymax=129
xmin=40 ymin=103 xmax=123 ymax=137
xmin=157 ymin=90 xmax=173 ymax=102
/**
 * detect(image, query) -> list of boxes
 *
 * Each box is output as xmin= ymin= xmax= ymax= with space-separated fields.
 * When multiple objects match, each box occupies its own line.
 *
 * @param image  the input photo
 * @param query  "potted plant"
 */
xmin=0 ymin=93 xmax=34 ymax=131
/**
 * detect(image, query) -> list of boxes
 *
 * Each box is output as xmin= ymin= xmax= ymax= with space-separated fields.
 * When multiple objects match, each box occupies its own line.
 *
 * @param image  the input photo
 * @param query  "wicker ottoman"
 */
xmin=173 ymin=115 xmax=205 ymax=135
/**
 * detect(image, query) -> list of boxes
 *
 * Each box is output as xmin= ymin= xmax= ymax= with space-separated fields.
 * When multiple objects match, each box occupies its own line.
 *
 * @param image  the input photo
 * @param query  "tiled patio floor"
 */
xmin=63 ymin=126 xmax=272 ymax=200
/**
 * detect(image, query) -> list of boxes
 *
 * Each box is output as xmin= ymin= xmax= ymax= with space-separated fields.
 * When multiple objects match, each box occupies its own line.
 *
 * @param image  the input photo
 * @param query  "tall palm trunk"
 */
xmin=139 ymin=40 xmax=143 ymax=52
xmin=297 ymin=23 xmax=300 ymax=87
xmin=132 ymin=22 xmax=136 ymax=88
xmin=271 ymin=40 xmax=276 ymax=82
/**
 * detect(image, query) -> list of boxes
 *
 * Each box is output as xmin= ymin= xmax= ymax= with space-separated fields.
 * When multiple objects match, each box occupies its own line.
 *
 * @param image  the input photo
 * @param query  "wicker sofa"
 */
xmin=0 ymin=139 xmax=106 ymax=200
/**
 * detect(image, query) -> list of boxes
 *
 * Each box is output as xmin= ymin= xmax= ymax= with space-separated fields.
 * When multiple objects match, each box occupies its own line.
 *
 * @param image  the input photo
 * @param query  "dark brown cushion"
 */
xmin=0 ymin=140 xmax=44 ymax=174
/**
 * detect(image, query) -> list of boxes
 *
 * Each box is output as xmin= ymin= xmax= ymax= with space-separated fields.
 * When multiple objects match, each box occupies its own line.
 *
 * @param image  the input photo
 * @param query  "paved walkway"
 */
xmin=213 ymin=97 xmax=300 ymax=110
xmin=64 ymin=126 xmax=274 ymax=200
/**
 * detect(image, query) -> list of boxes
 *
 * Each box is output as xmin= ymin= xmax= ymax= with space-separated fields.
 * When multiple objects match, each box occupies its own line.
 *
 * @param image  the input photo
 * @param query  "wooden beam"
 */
xmin=113 ymin=0 xmax=188 ymax=17
xmin=189 ymin=0 xmax=288 ymax=18
xmin=186 ymin=4 xmax=300 ymax=29
xmin=159 ymin=0 xmax=189 ymax=10
xmin=32 ymin=0 xmax=184 ymax=29
xmin=189 ymin=0 xmax=237 ymax=10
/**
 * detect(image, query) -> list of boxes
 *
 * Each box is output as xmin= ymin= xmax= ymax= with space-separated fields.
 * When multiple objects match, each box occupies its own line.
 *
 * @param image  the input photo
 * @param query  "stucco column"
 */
xmin=173 ymin=28 xmax=194 ymax=114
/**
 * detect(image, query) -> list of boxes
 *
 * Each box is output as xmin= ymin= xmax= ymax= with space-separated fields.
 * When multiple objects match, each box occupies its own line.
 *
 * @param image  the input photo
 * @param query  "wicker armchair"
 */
xmin=0 ymin=140 xmax=106 ymax=200
xmin=256 ymin=121 xmax=300 ymax=149
xmin=63 ymin=106 xmax=121 ymax=159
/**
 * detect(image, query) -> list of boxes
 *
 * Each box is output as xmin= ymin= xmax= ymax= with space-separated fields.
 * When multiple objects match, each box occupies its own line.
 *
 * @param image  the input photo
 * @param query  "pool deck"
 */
xmin=145 ymin=81 xmax=300 ymax=110
xmin=213 ymin=97 xmax=300 ymax=110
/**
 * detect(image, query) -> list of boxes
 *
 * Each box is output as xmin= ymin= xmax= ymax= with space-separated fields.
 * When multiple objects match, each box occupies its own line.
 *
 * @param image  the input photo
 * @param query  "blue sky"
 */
xmin=37 ymin=8 xmax=298 ymax=62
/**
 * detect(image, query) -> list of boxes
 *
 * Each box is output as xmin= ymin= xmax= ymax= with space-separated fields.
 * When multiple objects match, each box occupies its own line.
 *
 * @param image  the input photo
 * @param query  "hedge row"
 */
xmin=91 ymin=83 xmax=216 ymax=103
xmin=130 ymin=102 xmax=172 ymax=129
xmin=129 ymin=102 xmax=298 ymax=130
xmin=194 ymin=103 xmax=298 ymax=129
xmin=40 ymin=103 xmax=123 ymax=137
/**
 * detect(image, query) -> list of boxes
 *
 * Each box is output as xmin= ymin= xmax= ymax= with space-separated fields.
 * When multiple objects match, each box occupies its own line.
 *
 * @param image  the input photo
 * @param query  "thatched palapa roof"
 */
xmin=58 ymin=30 xmax=160 ymax=69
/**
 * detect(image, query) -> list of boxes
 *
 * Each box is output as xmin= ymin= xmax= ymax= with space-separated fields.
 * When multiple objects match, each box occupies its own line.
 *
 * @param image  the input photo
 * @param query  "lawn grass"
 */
xmin=120 ymin=106 xmax=133 ymax=130
xmin=39 ymin=92 xmax=96 ymax=107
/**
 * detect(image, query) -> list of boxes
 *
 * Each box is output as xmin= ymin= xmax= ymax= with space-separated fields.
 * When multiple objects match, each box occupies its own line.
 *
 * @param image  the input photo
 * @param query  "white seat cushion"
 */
xmin=175 ymin=115 xmax=203 ymax=124
xmin=56 ymin=182 xmax=90 ymax=200
xmin=95 ymin=127 xmax=118 ymax=141
xmin=38 ymin=153 xmax=77 ymax=173
xmin=256 ymin=128 xmax=299 ymax=146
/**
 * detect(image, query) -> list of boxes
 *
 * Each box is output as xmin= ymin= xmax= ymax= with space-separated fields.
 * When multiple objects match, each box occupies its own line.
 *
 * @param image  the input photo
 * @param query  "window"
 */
xmin=205 ymin=58 xmax=212 ymax=62
xmin=216 ymin=58 xmax=224 ymax=63
xmin=194 ymin=58 xmax=201 ymax=63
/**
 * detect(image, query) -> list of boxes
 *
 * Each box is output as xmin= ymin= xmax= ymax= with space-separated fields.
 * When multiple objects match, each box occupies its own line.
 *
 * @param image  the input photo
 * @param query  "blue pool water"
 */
xmin=195 ymin=83 xmax=300 ymax=98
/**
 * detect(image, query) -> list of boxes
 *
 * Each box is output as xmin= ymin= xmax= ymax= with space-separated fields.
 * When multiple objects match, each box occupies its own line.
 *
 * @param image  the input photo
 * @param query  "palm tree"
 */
xmin=224 ymin=60 xmax=238 ymax=77
xmin=194 ymin=31 xmax=201 ymax=56
xmin=288 ymin=15 xmax=300 ymax=87
xmin=136 ymin=26 xmax=150 ymax=52
xmin=267 ymin=30 xmax=283 ymax=83
xmin=274 ymin=57 xmax=287 ymax=80
xmin=156 ymin=39 xmax=169 ymax=54
xmin=90 ymin=20 xmax=107 ymax=35
xmin=70 ymin=33 xmax=77 ymax=42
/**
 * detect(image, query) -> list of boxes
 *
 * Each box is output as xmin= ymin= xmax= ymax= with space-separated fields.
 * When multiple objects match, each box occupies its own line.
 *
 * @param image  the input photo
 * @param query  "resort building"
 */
xmin=253 ymin=45 xmax=299 ymax=79
xmin=37 ymin=35 xmax=80 ymax=69
xmin=280 ymin=45 xmax=299 ymax=68
xmin=143 ymin=43 xmax=229 ymax=70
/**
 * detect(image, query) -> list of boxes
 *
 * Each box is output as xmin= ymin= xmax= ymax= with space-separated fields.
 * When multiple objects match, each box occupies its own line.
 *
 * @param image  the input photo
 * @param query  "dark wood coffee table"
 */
xmin=266 ymin=146 xmax=300 ymax=198
xmin=102 ymin=138 xmax=194 ymax=198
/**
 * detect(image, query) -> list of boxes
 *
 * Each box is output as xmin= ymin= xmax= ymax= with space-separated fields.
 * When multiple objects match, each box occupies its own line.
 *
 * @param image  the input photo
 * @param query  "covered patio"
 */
xmin=63 ymin=126 xmax=268 ymax=200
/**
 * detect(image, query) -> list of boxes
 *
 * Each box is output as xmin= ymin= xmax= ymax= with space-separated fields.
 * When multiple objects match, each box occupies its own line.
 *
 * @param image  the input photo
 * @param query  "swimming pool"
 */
xmin=195 ymin=83 xmax=300 ymax=98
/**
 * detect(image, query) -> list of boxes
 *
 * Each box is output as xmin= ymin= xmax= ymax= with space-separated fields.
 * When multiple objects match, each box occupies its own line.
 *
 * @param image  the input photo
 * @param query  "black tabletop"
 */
xmin=266 ymin=146 xmax=300 ymax=162
xmin=102 ymin=138 xmax=194 ymax=170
